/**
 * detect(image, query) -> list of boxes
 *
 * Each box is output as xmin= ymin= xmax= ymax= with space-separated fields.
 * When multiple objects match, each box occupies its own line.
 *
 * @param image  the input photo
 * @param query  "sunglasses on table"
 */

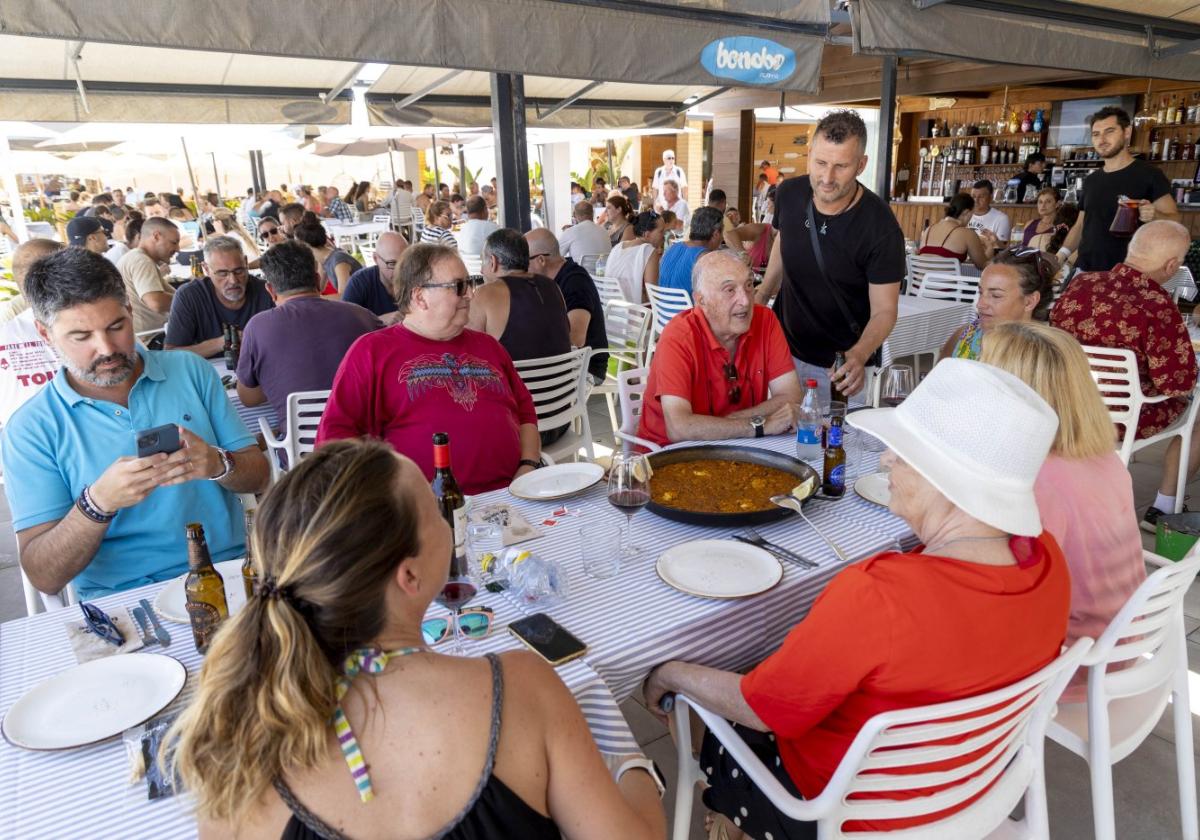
xmin=420 ymin=275 xmax=485 ymax=296
xmin=421 ymin=606 xmax=494 ymax=645
xmin=81 ymin=602 xmax=125 ymax=647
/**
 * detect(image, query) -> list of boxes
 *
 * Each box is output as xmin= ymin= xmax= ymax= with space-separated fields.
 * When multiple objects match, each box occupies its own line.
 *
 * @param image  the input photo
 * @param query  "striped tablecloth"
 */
xmin=0 ymin=585 xmax=637 ymax=839
xmin=480 ymin=435 xmax=909 ymax=701
xmin=881 ymin=296 xmax=974 ymax=366
xmin=207 ymin=358 xmax=279 ymax=436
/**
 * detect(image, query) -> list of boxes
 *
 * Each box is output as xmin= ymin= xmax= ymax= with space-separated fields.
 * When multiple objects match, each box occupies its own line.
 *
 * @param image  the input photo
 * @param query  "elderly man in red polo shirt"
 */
xmin=638 ymin=251 xmax=800 ymax=446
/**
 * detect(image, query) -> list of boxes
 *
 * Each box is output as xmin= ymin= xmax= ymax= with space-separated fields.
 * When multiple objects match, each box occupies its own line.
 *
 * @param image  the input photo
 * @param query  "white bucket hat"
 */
xmin=847 ymin=358 xmax=1058 ymax=537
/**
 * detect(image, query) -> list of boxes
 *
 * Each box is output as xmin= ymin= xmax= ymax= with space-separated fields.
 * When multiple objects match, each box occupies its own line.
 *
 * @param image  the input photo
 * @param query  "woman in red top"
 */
xmin=644 ymin=359 xmax=1070 ymax=839
xmin=918 ymin=192 xmax=995 ymax=269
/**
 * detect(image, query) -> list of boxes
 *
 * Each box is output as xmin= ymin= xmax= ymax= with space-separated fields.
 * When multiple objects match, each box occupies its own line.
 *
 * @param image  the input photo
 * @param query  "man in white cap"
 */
xmin=643 ymin=358 xmax=1070 ymax=839
xmin=651 ymin=148 xmax=688 ymax=210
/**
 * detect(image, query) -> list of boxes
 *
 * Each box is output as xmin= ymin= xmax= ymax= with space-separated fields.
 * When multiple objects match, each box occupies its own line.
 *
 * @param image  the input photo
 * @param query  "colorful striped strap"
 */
xmin=332 ymin=645 xmax=424 ymax=803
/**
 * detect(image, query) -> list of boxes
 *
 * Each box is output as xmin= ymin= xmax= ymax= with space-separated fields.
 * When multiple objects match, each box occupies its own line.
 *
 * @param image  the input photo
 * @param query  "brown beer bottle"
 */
xmin=184 ymin=522 xmax=229 ymax=654
xmin=822 ymin=416 xmax=847 ymax=497
xmin=241 ymin=508 xmax=258 ymax=600
xmin=190 ymin=253 xmax=204 ymax=280
xmin=830 ymin=351 xmax=851 ymax=405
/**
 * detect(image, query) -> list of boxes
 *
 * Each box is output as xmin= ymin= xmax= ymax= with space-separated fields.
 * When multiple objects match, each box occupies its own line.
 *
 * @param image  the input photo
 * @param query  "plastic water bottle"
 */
xmin=795 ymin=378 xmax=823 ymax=461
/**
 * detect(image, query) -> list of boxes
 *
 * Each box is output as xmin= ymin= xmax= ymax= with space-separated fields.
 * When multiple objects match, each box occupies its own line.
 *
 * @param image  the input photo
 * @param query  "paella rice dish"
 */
xmin=651 ymin=459 xmax=800 ymax=513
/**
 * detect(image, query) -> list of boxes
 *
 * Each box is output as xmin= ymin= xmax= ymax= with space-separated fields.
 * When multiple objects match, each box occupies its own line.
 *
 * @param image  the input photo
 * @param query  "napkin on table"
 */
xmin=64 ymin=606 xmax=145 ymax=663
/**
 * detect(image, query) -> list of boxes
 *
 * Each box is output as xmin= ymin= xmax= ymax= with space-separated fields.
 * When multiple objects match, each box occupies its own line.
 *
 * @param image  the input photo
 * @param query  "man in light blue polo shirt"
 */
xmin=2 ymin=249 xmax=269 ymax=598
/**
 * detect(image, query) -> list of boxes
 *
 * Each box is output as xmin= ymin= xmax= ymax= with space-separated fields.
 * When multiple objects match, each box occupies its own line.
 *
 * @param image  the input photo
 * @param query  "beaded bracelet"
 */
xmin=76 ymin=485 xmax=116 ymax=524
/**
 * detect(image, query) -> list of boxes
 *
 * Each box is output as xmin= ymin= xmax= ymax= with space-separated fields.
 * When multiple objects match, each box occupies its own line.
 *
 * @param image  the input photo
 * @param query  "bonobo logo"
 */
xmin=700 ymin=37 xmax=796 ymax=85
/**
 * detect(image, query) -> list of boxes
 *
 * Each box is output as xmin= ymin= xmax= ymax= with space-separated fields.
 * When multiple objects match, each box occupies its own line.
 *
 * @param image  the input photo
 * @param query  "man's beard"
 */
xmin=65 ymin=351 xmax=137 ymax=386
xmin=1099 ymin=134 xmax=1126 ymax=159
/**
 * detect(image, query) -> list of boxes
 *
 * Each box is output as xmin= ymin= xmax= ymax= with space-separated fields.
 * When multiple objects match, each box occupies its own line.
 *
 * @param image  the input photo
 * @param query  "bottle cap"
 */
xmin=806 ymin=378 xmax=818 ymax=388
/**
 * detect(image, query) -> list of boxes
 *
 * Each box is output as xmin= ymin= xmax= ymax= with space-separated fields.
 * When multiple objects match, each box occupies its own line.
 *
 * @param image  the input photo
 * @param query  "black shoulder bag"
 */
xmin=805 ymin=198 xmax=882 ymax=367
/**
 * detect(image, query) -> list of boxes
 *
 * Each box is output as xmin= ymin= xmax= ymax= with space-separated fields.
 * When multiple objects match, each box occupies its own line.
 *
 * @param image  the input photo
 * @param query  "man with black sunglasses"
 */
xmin=343 ymin=231 xmax=408 ymax=324
xmin=638 ymin=250 xmax=800 ymax=447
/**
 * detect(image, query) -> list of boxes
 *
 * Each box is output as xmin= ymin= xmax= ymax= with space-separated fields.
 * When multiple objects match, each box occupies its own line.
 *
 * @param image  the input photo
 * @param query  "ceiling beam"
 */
xmin=913 ymin=0 xmax=954 ymax=8
xmin=674 ymin=86 xmax=731 ymax=114
xmin=1154 ymin=35 xmax=1200 ymax=60
xmin=320 ymin=63 xmax=366 ymax=103
xmin=537 ymin=80 xmax=604 ymax=120
xmin=391 ymin=69 xmax=461 ymax=111
xmin=936 ymin=0 xmax=1200 ymax=42
xmin=548 ymin=0 xmax=830 ymax=37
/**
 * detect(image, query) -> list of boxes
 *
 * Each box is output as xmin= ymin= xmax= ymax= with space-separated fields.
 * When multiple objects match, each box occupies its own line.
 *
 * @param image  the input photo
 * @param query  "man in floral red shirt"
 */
xmin=1052 ymin=220 xmax=1198 ymax=529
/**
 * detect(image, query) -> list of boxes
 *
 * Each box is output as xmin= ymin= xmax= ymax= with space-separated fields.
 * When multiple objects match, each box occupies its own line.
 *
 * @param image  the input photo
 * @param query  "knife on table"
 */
xmin=138 ymin=598 xmax=172 ymax=647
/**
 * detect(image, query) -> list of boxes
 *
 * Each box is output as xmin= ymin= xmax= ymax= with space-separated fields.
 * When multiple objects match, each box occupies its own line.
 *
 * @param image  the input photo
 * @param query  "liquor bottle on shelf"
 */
xmin=1151 ymin=130 xmax=1162 ymax=160
xmin=1156 ymin=97 xmax=1167 ymax=125
xmin=1163 ymin=135 xmax=1174 ymax=161
xmin=1168 ymin=95 xmax=1179 ymax=125
xmin=980 ymin=137 xmax=991 ymax=165
xmin=1180 ymin=97 xmax=1188 ymax=125
xmin=1183 ymin=133 xmax=1194 ymax=162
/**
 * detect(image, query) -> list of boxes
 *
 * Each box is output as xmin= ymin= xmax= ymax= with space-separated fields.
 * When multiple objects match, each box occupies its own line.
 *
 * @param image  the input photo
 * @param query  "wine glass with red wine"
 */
xmin=608 ymin=452 xmax=651 ymax=558
xmin=880 ymin=365 xmax=915 ymax=408
xmin=435 ymin=553 xmax=478 ymax=654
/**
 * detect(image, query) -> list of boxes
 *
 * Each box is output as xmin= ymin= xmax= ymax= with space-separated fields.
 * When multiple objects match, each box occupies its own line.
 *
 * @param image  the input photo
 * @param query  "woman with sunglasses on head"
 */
xmin=938 ymin=247 xmax=1055 ymax=361
xmin=316 ymin=244 xmax=543 ymax=494
xmin=604 ymin=210 xmax=666 ymax=303
xmin=171 ymin=439 xmax=666 ymax=840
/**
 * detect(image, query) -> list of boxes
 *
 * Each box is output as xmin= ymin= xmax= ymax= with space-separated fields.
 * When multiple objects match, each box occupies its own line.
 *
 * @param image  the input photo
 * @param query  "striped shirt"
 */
xmin=420 ymin=225 xmax=458 ymax=248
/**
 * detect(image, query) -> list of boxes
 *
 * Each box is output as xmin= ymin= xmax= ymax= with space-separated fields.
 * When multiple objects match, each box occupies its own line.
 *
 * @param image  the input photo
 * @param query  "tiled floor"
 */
xmin=2 ymin=395 xmax=1199 ymax=838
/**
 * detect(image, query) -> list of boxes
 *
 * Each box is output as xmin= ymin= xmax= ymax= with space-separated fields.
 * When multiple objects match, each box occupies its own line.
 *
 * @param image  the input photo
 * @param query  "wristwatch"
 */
xmin=750 ymin=415 xmax=765 ymax=438
xmin=615 ymin=756 xmax=666 ymax=799
xmin=518 ymin=458 xmax=541 ymax=470
xmin=208 ymin=447 xmax=235 ymax=481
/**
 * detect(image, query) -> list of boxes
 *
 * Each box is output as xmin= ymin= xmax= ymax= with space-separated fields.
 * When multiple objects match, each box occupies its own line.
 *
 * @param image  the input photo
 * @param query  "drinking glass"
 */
xmin=607 ymin=452 xmax=651 ymax=558
xmin=880 ymin=365 xmax=915 ymax=408
xmin=580 ymin=523 xmax=622 ymax=579
xmin=594 ymin=254 xmax=607 ymax=277
xmin=435 ymin=552 xmax=478 ymax=654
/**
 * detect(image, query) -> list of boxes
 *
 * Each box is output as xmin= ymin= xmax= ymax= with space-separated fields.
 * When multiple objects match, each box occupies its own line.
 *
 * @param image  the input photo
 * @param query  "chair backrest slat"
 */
xmin=513 ymin=348 xmax=589 ymax=431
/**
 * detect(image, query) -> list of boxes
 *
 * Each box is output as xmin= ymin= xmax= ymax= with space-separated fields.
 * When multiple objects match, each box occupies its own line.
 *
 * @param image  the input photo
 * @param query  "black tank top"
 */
xmin=497 ymin=274 xmax=571 ymax=362
xmin=275 ymin=655 xmax=560 ymax=840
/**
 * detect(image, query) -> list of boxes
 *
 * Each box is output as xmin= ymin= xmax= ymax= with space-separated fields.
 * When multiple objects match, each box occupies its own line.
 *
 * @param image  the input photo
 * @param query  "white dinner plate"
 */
xmin=154 ymin=559 xmax=247 ymax=624
xmin=854 ymin=472 xmax=891 ymax=507
xmin=508 ymin=462 xmax=605 ymax=501
xmin=2 ymin=654 xmax=186 ymax=751
xmin=656 ymin=539 xmax=782 ymax=600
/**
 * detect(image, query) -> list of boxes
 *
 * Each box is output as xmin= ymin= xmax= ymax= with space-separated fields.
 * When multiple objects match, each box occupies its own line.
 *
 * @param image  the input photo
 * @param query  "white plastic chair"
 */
xmin=1082 ymin=344 xmax=1200 ymax=512
xmin=613 ymin=367 xmax=660 ymax=452
xmin=1164 ymin=265 xmax=1197 ymax=304
xmin=670 ymin=638 xmax=1093 ymax=840
xmin=460 ymin=253 xmax=483 ymax=276
xmin=19 ymin=565 xmax=77 ymax=615
xmin=579 ymin=253 xmax=605 ymax=274
xmin=513 ymin=347 xmax=594 ymax=462
xmin=592 ymin=301 xmax=652 ymax=433
xmin=258 ymin=389 xmax=331 ymax=483
xmin=592 ymin=275 xmax=626 ymax=307
xmin=917 ymin=271 xmax=981 ymax=304
xmin=410 ymin=207 xmax=426 ymax=240
xmin=358 ymin=244 xmax=375 ymax=268
xmin=644 ymin=284 xmax=693 ymax=367
xmin=906 ymin=252 xmax=962 ymax=296
xmin=1048 ymin=550 xmax=1200 ymax=840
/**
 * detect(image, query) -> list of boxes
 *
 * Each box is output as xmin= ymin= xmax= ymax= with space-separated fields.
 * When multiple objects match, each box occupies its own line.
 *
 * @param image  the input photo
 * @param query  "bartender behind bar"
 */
xmin=1014 ymin=153 xmax=1047 ymax=204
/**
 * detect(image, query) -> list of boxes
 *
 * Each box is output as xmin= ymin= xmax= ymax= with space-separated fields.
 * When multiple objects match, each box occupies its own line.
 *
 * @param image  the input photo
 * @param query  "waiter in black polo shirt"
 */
xmin=755 ymin=109 xmax=905 ymax=397
xmin=1059 ymin=106 xmax=1179 ymax=271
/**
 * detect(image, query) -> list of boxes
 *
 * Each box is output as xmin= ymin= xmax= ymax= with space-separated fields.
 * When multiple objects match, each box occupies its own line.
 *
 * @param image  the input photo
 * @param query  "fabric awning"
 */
xmin=367 ymin=102 xmax=687 ymax=131
xmin=852 ymin=0 xmax=1200 ymax=82
xmin=6 ymin=0 xmax=827 ymax=92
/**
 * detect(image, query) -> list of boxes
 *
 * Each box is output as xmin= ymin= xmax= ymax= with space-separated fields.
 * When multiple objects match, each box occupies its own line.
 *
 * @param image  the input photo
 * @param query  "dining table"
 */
xmin=0 ymin=433 xmax=914 ymax=838
xmin=206 ymin=357 xmax=278 ymax=438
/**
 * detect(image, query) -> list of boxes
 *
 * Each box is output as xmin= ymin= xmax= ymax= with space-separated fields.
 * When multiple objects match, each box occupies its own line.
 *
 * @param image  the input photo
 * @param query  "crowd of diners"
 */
xmin=0 ymin=103 xmax=1191 ymax=838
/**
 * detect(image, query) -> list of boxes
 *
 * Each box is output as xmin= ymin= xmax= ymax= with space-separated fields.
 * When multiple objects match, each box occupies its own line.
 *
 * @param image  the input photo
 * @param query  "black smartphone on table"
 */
xmin=508 ymin=613 xmax=588 ymax=666
xmin=135 ymin=424 xmax=182 ymax=459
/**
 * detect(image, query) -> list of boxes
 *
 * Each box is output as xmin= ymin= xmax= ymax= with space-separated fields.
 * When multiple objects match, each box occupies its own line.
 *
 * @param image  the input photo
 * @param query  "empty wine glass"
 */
xmin=607 ymin=452 xmax=650 ymax=558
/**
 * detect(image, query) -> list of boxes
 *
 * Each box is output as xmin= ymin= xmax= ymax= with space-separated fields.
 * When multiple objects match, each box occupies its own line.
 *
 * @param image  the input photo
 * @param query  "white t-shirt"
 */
xmin=558 ymin=220 xmax=613 ymax=263
xmin=664 ymin=198 xmax=691 ymax=227
xmin=457 ymin=218 xmax=500 ymax=258
xmin=968 ymin=207 xmax=1012 ymax=243
xmin=389 ymin=188 xmax=414 ymax=224
xmin=652 ymin=164 xmax=688 ymax=197
xmin=105 ymin=242 xmax=130 ymax=266
xmin=0 ymin=309 xmax=59 ymax=428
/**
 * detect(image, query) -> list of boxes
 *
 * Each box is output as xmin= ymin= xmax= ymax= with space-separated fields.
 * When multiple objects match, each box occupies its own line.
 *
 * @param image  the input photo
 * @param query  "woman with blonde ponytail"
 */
xmin=171 ymin=439 xmax=665 ymax=839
